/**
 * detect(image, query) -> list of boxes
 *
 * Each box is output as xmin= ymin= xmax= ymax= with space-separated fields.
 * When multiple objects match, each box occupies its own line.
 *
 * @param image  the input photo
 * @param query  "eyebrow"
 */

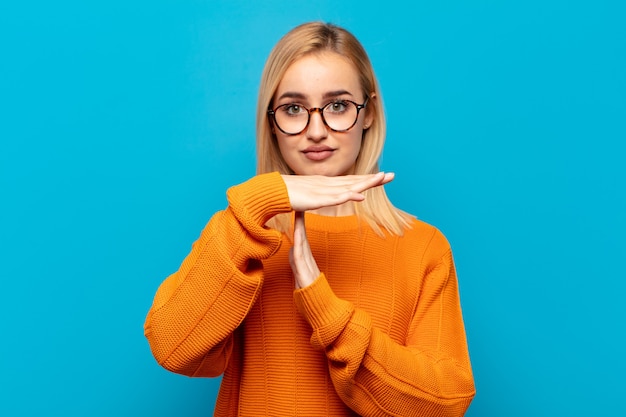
xmin=276 ymin=89 xmax=354 ymax=101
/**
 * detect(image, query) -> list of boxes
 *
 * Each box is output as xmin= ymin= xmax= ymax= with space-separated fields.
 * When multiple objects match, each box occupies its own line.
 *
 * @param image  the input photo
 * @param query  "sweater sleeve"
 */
xmin=293 ymin=232 xmax=475 ymax=417
xmin=144 ymin=172 xmax=292 ymax=377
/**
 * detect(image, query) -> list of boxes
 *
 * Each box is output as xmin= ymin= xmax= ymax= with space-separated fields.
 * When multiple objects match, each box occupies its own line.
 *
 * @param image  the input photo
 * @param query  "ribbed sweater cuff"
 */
xmin=227 ymin=172 xmax=292 ymax=227
xmin=294 ymin=274 xmax=354 ymax=349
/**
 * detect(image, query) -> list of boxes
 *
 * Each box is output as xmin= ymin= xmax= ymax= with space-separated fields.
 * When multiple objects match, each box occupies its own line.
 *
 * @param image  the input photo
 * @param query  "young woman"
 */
xmin=145 ymin=22 xmax=475 ymax=416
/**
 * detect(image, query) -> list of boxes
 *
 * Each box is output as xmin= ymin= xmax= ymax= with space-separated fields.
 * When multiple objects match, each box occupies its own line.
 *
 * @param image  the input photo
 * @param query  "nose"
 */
xmin=305 ymin=108 xmax=328 ymax=141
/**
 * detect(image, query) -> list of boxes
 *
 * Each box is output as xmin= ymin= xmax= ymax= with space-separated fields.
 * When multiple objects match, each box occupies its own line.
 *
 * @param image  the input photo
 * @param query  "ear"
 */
xmin=363 ymin=92 xmax=376 ymax=129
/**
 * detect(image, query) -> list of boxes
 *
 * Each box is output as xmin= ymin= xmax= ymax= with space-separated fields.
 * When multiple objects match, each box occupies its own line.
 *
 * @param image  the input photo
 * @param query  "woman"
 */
xmin=145 ymin=22 xmax=475 ymax=416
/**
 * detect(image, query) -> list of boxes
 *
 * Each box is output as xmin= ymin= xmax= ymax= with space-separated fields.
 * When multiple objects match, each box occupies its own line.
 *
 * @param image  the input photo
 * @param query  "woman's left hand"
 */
xmin=289 ymin=211 xmax=320 ymax=289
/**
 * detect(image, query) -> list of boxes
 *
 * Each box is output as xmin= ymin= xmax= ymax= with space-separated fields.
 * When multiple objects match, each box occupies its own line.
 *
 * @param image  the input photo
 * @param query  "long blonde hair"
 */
xmin=256 ymin=22 xmax=413 ymax=236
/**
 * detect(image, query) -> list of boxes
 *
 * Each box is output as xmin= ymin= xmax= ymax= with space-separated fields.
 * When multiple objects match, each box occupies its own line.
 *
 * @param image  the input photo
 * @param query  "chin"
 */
xmin=304 ymin=167 xmax=350 ymax=177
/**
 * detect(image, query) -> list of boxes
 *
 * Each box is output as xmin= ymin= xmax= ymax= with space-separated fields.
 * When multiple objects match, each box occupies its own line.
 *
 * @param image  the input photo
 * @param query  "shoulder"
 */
xmin=398 ymin=217 xmax=452 ymax=260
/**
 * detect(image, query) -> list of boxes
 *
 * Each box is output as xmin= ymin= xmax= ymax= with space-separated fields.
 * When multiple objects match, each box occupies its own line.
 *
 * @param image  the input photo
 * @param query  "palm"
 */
xmin=281 ymin=172 xmax=394 ymax=212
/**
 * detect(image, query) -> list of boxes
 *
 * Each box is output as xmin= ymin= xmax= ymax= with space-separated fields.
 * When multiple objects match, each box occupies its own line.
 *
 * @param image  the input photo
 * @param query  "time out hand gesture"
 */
xmin=284 ymin=172 xmax=394 ymax=288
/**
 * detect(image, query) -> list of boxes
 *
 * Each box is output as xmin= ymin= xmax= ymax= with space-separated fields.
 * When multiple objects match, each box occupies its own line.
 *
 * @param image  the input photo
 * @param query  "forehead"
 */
xmin=275 ymin=52 xmax=361 ymax=100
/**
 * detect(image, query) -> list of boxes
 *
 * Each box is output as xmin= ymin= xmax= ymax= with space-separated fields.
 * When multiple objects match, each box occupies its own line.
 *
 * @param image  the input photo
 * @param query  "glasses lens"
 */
xmin=323 ymin=101 xmax=358 ymax=131
xmin=273 ymin=104 xmax=309 ymax=135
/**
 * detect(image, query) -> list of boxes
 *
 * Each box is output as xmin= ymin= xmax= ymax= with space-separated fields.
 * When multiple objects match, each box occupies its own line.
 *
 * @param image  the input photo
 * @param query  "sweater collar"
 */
xmin=303 ymin=212 xmax=361 ymax=232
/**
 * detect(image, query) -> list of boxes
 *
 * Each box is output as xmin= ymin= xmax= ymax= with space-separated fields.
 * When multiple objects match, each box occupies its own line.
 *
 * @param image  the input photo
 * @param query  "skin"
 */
xmin=271 ymin=51 xmax=395 ymax=289
xmin=273 ymin=52 xmax=371 ymax=180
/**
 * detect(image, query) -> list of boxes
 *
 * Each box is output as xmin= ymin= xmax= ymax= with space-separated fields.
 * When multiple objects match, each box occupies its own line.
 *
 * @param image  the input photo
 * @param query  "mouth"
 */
xmin=302 ymin=146 xmax=336 ymax=161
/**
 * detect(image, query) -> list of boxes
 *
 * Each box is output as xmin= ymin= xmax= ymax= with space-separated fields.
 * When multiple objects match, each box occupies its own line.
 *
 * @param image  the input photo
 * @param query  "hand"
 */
xmin=281 ymin=172 xmax=394 ymax=212
xmin=289 ymin=211 xmax=320 ymax=289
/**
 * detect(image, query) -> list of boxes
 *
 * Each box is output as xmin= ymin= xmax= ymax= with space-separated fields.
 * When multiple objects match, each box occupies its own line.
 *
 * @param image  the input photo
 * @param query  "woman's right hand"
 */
xmin=281 ymin=172 xmax=394 ymax=212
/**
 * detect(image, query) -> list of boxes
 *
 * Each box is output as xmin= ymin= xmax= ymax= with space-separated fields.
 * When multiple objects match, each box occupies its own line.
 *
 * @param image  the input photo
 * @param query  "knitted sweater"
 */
xmin=144 ymin=172 xmax=475 ymax=416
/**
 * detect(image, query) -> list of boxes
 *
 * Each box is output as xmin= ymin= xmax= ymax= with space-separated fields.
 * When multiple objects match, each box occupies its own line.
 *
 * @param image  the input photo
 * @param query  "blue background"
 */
xmin=1 ymin=1 xmax=624 ymax=416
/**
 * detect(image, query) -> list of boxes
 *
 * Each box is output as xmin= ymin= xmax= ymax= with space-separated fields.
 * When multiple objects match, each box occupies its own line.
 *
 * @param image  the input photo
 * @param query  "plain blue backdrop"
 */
xmin=1 ymin=1 xmax=624 ymax=416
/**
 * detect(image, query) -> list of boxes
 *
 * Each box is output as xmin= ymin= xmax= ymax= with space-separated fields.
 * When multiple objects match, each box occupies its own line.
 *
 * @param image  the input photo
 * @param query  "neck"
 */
xmin=311 ymin=202 xmax=355 ymax=217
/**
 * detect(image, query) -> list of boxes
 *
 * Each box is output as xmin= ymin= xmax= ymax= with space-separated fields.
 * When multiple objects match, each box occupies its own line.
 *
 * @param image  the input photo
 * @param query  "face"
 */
xmin=272 ymin=52 xmax=373 ymax=176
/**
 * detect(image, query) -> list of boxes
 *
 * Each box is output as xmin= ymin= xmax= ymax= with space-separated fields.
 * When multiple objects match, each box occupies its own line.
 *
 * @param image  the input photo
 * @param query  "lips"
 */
xmin=302 ymin=146 xmax=335 ymax=161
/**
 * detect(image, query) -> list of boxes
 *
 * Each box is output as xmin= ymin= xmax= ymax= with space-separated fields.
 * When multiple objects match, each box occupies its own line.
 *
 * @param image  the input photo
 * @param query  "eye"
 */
xmin=326 ymin=101 xmax=348 ymax=114
xmin=280 ymin=104 xmax=306 ymax=116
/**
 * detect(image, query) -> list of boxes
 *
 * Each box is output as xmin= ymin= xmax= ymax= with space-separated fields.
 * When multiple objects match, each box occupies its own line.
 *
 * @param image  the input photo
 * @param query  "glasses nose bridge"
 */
xmin=307 ymin=106 xmax=327 ymax=125
xmin=308 ymin=106 xmax=324 ymax=116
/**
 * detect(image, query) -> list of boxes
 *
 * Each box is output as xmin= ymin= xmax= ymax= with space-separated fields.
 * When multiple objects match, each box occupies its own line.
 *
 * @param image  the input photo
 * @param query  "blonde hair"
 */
xmin=256 ymin=22 xmax=413 ymax=236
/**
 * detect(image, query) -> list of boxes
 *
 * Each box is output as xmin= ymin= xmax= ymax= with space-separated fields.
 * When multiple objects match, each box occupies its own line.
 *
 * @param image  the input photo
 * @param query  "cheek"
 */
xmin=342 ymin=134 xmax=363 ymax=166
xmin=276 ymin=136 xmax=292 ymax=157
xmin=275 ymin=136 xmax=299 ymax=170
xmin=349 ymin=131 xmax=364 ymax=156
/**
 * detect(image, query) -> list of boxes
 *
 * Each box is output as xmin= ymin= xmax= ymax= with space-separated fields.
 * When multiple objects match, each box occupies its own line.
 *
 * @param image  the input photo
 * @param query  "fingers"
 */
xmin=382 ymin=171 xmax=395 ymax=184
xmin=347 ymin=172 xmax=394 ymax=193
xmin=293 ymin=211 xmax=306 ymax=248
xmin=282 ymin=172 xmax=395 ymax=212
xmin=329 ymin=172 xmax=394 ymax=205
xmin=290 ymin=211 xmax=320 ymax=289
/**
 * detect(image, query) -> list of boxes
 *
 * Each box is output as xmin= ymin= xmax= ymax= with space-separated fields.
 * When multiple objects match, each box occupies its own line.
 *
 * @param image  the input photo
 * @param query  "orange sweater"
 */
xmin=144 ymin=172 xmax=475 ymax=416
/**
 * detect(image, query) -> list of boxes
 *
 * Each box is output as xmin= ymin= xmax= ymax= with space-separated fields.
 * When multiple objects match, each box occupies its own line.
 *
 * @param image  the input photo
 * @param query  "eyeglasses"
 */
xmin=268 ymin=98 xmax=369 ymax=135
